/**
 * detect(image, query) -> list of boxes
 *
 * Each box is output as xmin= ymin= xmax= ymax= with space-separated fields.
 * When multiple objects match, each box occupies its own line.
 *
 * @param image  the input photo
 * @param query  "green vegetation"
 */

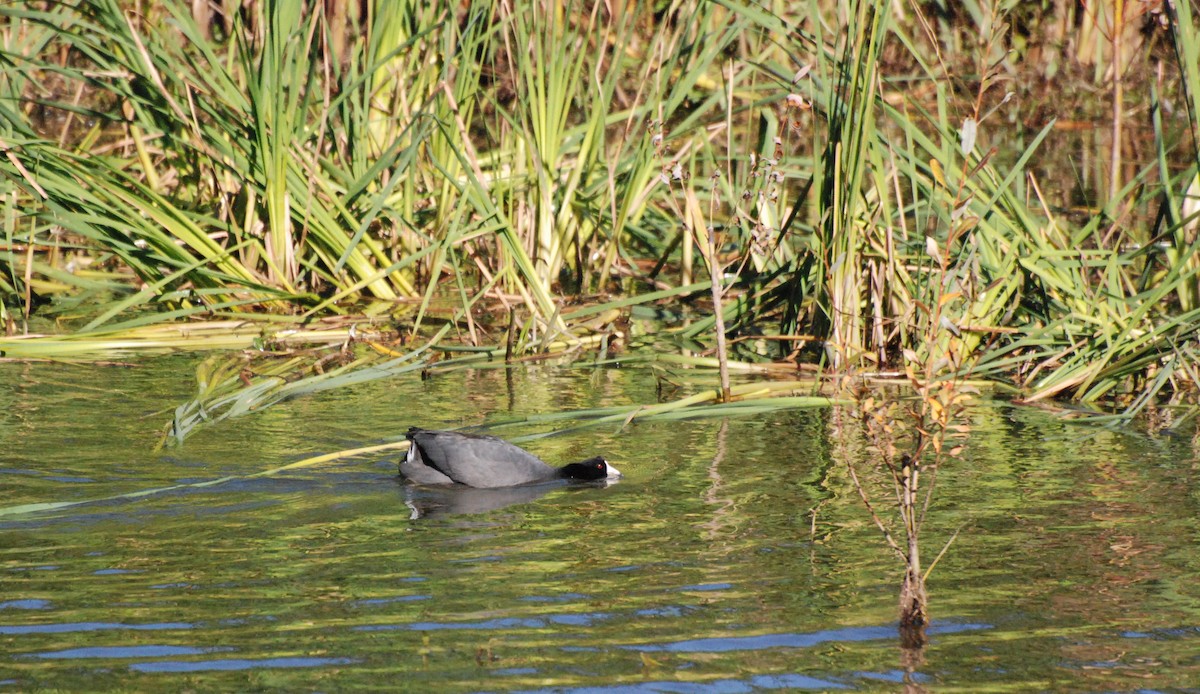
xmin=2 ymin=0 xmax=1199 ymax=426
xmin=7 ymin=0 xmax=1200 ymax=642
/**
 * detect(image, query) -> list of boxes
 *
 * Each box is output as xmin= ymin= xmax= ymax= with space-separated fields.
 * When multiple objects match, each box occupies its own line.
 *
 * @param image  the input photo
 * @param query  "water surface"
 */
xmin=3 ymin=359 xmax=1199 ymax=690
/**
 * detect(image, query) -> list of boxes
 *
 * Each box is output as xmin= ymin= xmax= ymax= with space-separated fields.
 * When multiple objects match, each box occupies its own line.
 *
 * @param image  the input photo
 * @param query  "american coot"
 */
xmin=402 ymin=427 xmax=621 ymax=489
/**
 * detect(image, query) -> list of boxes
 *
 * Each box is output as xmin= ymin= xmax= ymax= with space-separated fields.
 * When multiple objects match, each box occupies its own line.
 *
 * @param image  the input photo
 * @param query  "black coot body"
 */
xmin=401 ymin=427 xmax=621 ymax=489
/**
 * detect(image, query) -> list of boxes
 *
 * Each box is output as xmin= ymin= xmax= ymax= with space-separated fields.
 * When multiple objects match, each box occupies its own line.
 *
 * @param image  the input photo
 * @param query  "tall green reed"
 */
xmin=1 ymin=0 xmax=1198 ymax=424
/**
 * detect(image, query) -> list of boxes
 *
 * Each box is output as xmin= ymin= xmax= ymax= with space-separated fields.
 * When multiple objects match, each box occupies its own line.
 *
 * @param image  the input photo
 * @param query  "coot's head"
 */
xmin=561 ymin=457 xmax=622 ymax=481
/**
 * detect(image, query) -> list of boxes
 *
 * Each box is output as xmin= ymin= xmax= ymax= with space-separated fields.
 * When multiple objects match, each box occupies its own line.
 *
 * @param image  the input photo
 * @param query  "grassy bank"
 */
xmin=1 ymin=0 xmax=1198 ymax=424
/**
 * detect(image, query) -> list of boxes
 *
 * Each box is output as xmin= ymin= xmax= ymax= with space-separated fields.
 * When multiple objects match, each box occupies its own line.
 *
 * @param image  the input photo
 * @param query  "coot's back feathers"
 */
xmin=402 ymin=427 xmax=620 ymax=488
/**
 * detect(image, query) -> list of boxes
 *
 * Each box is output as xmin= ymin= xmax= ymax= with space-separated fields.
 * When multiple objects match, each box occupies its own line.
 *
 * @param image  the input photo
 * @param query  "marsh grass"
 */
xmin=0 ymin=317 xmax=382 ymax=359
xmin=0 ymin=0 xmax=1198 ymax=425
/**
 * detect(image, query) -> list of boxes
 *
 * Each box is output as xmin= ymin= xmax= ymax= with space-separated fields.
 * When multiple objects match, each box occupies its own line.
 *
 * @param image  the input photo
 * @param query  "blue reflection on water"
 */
xmin=856 ymin=669 xmax=931 ymax=684
xmin=625 ymin=620 xmax=990 ymax=653
xmin=513 ymin=672 xmax=851 ymax=693
xmin=355 ymin=612 xmax=614 ymax=632
xmin=495 ymin=667 xmax=539 ymax=676
xmin=0 ymin=621 xmax=193 ymax=635
xmin=24 ymin=645 xmax=230 ymax=659
xmin=130 ymin=656 xmax=357 ymax=673
xmin=1120 ymin=626 xmax=1200 ymax=640
xmin=349 ymin=595 xmax=431 ymax=607
xmin=635 ymin=607 xmax=694 ymax=618
xmin=0 ymin=599 xmax=51 ymax=610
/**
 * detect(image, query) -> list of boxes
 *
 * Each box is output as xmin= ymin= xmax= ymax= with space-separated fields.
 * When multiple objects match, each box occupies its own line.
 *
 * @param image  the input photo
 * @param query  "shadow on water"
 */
xmin=401 ymin=479 xmax=620 ymax=519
